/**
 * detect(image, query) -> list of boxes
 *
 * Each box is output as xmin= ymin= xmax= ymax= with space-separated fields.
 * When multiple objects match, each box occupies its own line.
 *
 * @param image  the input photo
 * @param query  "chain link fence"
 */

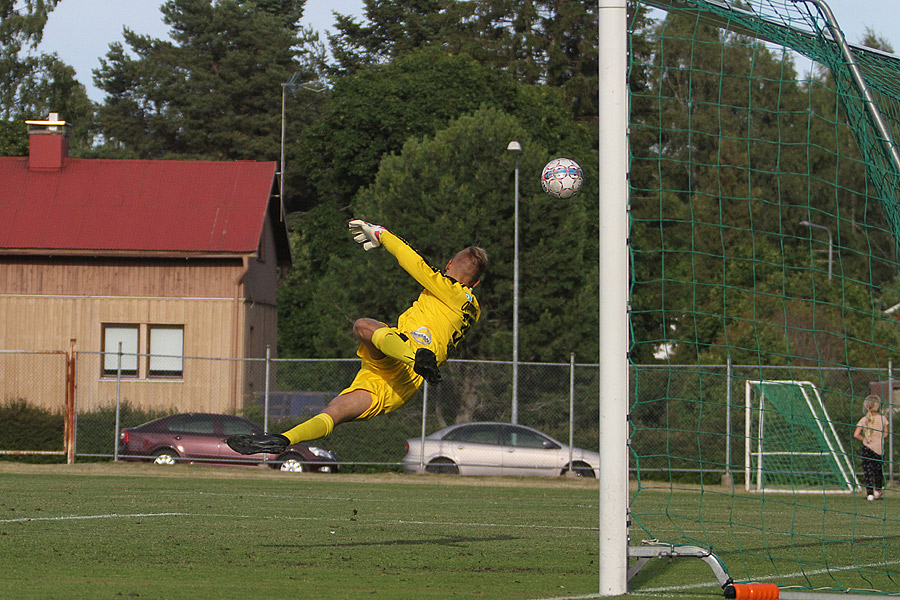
xmin=0 ymin=350 xmax=69 ymax=458
xmin=632 ymin=362 xmax=898 ymax=484
xmin=1 ymin=349 xmax=896 ymax=479
xmin=70 ymin=353 xmax=599 ymax=470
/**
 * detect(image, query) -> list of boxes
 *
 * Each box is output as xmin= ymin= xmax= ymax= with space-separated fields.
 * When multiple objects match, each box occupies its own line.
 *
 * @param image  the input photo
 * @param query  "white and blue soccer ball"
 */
xmin=541 ymin=157 xmax=584 ymax=199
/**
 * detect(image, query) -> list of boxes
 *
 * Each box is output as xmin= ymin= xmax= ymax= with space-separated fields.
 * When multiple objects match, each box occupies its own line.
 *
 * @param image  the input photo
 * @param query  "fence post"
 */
xmin=66 ymin=339 xmax=76 ymax=464
xmin=419 ymin=382 xmax=429 ymax=470
xmin=569 ymin=352 xmax=576 ymax=477
xmin=723 ymin=357 xmax=732 ymax=487
xmin=889 ymin=359 xmax=894 ymax=484
xmin=264 ymin=345 xmax=271 ymax=433
xmin=113 ymin=342 xmax=123 ymax=462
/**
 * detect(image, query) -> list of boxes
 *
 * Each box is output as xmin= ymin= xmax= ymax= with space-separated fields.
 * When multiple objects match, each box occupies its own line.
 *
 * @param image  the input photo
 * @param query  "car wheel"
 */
xmin=425 ymin=457 xmax=459 ymax=474
xmin=563 ymin=461 xmax=596 ymax=477
xmin=277 ymin=453 xmax=306 ymax=473
xmin=152 ymin=449 xmax=178 ymax=465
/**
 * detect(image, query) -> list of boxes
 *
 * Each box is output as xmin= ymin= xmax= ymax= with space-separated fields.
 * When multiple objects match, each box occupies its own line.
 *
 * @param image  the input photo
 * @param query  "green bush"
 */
xmin=0 ymin=399 xmax=65 ymax=463
xmin=0 ymin=398 xmax=64 ymax=450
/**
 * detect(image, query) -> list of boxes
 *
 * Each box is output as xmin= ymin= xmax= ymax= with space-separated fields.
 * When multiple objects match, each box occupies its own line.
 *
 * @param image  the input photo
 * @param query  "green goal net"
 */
xmin=627 ymin=0 xmax=900 ymax=593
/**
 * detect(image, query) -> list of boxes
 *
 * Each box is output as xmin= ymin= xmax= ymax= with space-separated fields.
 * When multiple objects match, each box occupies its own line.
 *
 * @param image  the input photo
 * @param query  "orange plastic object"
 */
xmin=723 ymin=584 xmax=779 ymax=600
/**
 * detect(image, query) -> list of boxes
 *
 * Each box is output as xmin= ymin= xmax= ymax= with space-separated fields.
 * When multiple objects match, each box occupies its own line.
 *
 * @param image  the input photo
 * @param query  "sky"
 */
xmin=33 ymin=0 xmax=900 ymax=103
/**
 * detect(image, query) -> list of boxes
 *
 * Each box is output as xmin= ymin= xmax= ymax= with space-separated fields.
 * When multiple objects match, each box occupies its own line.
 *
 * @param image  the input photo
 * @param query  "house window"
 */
xmin=102 ymin=325 xmax=139 ymax=377
xmin=148 ymin=326 xmax=184 ymax=378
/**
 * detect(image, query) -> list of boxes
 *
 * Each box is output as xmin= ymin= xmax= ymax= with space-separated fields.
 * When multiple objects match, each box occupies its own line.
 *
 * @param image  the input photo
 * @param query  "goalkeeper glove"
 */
xmin=349 ymin=219 xmax=387 ymax=251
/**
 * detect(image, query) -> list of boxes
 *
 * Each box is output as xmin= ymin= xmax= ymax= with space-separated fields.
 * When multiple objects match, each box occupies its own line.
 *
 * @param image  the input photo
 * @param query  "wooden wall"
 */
xmin=0 ymin=256 xmax=244 ymax=298
xmin=0 ymin=254 xmax=281 ymax=415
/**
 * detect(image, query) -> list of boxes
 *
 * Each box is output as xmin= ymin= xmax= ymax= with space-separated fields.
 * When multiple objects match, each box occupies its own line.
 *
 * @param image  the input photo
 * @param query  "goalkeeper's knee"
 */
xmin=371 ymin=327 xmax=416 ymax=365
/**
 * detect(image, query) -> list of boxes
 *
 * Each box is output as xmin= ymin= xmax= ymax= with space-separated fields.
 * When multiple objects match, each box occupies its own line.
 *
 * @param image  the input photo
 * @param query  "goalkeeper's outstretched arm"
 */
xmin=347 ymin=219 xmax=487 ymax=292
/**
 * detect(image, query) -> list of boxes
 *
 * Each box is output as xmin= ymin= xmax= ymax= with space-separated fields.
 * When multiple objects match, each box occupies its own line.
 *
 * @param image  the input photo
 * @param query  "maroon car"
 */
xmin=118 ymin=413 xmax=338 ymax=473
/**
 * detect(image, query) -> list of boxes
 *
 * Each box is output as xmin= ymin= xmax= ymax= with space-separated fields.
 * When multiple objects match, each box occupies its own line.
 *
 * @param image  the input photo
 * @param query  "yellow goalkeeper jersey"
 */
xmin=381 ymin=231 xmax=481 ymax=365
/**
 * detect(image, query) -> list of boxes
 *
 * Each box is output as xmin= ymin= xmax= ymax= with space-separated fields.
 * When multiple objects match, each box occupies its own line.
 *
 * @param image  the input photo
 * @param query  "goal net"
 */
xmin=745 ymin=380 xmax=857 ymax=493
xmin=625 ymin=0 xmax=900 ymax=594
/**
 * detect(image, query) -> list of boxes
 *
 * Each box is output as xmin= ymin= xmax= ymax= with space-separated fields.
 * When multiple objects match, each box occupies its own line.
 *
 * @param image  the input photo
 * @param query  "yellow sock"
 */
xmin=282 ymin=413 xmax=334 ymax=445
xmin=371 ymin=327 xmax=415 ymax=366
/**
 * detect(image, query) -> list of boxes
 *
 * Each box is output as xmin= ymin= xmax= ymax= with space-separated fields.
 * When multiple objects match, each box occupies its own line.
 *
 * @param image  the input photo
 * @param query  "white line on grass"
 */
xmin=0 ymin=511 xmax=597 ymax=532
xmin=0 ymin=512 xmax=192 ymax=524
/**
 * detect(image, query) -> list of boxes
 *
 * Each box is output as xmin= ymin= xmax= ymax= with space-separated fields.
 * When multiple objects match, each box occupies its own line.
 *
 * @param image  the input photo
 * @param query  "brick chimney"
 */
xmin=25 ymin=112 xmax=69 ymax=171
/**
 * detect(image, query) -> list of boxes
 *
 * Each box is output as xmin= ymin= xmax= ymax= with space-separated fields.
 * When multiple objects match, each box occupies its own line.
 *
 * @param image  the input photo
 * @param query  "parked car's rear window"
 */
xmin=220 ymin=417 xmax=256 ymax=436
xmin=444 ymin=424 xmax=500 ymax=445
xmin=166 ymin=415 xmax=215 ymax=434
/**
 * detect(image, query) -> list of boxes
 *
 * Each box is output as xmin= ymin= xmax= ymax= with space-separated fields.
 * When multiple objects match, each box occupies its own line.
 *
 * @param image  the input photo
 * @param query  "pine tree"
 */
xmin=93 ymin=0 xmax=317 ymax=160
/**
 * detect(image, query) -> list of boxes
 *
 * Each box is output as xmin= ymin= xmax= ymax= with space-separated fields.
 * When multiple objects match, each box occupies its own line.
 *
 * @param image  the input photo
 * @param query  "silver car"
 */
xmin=402 ymin=422 xmax=599 ymax=477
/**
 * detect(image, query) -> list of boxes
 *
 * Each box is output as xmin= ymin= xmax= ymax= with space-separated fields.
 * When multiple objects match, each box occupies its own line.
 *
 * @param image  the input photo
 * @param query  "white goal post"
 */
xmin=745 ymin=380 xmax=858 ymax=493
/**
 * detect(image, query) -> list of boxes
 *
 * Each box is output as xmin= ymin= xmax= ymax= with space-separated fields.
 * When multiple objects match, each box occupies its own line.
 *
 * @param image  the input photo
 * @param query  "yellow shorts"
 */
xmin=340 ymin=340 xmax=423 ymax=421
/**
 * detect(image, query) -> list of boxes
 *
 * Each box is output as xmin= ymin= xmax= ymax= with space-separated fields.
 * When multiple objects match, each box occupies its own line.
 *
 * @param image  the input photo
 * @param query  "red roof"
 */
xmin=0 ymin=156 xmax=287 ymax=262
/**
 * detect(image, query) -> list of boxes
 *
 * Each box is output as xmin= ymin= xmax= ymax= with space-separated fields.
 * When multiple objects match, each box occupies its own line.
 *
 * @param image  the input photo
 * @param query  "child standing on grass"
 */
xmin=853 ymin=395 xmax=890 ymax=501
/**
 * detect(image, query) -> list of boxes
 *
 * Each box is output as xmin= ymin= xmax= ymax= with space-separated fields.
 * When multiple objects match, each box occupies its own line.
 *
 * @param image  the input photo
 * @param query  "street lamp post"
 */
xmin=507 ymin=141 xmax=521 ymax=424
xmin=799 ymin=220 xmax=833 ymax=280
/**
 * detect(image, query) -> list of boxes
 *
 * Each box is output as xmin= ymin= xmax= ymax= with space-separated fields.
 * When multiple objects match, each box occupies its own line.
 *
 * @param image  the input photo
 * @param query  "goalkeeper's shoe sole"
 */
xmin=414 ymin=348 xmax=442 ymax=385
xmin=226 ymin=433 xmax=289 ymax=455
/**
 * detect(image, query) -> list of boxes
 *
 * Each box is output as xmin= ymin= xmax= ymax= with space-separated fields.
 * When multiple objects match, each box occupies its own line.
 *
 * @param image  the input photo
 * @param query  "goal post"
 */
xmin=597 ymin=0 xmax=629 ymax=596
xmin=744 ymin=380 xmax=858 ymax=493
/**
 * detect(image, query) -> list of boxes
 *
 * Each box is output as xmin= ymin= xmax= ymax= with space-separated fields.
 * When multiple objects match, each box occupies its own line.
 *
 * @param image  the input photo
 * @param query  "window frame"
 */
xmin=147 ymin=325 xmax=185 ymax=379
xmin=101 ymin=324 xmax=140 ymax=378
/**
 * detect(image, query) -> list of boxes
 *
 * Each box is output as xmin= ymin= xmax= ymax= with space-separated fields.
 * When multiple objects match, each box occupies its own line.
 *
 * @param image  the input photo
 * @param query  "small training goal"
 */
xmin=744 ymin=380 xmax=857 ymax=493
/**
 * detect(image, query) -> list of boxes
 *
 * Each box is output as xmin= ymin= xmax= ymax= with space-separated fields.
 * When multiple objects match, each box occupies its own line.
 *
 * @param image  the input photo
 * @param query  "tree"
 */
xmin=294 ymin=47 xmax=516 ymax=209
xmin=0 ymin=0 xmax=93 ymax=152
xmin=293 ymin=45 xmax=581 ymax=211
xmin=860 ymin=27 xmax=894 ymax=54
xmin=327 ymin=0 xmax=455 ymax=73
xmin=93 ymin=0 xmax=318 ymax=160
xmin=327 ymin=0 xmax=600 ymax=119
xmin=0 ymin=0 xmax=58 ymax=120
xmin=279 ymin=106 xmax=597 ymax=364
xmin=0 ymin=121 xmax=28 ymax=156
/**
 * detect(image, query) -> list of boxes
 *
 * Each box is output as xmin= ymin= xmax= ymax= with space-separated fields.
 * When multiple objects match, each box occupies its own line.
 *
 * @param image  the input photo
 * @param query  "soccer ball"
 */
xmin=541 ymin=158 xmax=584 ymax=199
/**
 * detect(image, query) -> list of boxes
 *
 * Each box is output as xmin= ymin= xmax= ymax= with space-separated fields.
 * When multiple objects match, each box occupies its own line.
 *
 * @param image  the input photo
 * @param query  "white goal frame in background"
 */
xmin=744 ymin=380 xmax=857 ymax=494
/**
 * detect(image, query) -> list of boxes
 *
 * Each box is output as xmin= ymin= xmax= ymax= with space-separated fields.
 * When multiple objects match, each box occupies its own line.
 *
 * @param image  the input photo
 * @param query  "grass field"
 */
xmin=0 ymin=463 xmax=602 ymax=600
xmin=0 ymin=463 xmax=897 ymax=599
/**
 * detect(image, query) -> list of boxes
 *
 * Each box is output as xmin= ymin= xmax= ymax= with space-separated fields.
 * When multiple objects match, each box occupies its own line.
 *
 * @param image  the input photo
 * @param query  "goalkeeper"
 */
xmin=227 ymin=220 xmax=487 ymax=454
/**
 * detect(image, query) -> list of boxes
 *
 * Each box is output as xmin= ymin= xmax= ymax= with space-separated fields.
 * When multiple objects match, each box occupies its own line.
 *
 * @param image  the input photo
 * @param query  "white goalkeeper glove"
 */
xmin=349 ymin=219 xmax=387 ymax=251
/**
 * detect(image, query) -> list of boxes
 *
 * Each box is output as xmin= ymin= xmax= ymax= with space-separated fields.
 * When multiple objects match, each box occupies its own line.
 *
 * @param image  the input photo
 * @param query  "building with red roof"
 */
xmin=0 ymin=115 xmax=292 ymax=419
